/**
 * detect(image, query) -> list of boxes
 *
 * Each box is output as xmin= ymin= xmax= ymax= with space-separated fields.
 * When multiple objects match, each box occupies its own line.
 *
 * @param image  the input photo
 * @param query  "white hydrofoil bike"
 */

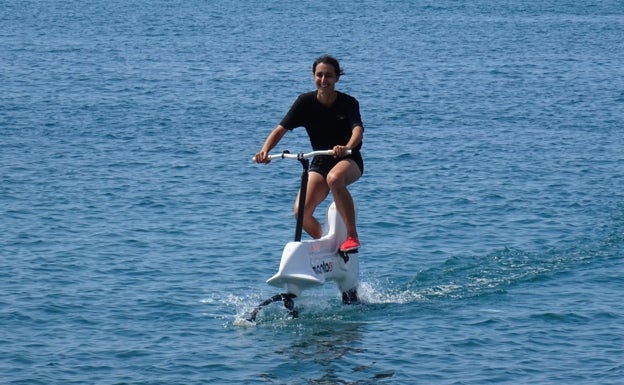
xmin=246 ymin=150 xmax=360 ymax=322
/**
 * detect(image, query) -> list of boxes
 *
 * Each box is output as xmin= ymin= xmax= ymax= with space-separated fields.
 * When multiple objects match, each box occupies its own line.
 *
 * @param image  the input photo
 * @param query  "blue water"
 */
xmin=2 ymin=1 xmax=624 ymax=383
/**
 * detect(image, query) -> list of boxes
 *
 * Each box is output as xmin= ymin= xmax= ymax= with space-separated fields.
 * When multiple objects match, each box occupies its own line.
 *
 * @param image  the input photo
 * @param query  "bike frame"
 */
xmin=247 ymin=150 xmax=359 ymax=322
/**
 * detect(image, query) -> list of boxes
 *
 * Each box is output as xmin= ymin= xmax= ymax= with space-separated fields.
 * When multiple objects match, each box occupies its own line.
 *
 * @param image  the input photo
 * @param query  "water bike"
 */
xmin=247 ymin=150 xmax=360 ymax=322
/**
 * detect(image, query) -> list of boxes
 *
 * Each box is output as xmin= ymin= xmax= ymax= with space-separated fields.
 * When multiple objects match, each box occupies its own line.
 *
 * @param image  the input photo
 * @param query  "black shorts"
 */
xmin=310 ymin=152 xmax=364 ymax=178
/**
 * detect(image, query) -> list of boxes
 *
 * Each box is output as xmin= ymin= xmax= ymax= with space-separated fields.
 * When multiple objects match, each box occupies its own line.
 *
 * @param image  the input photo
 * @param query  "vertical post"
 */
xmin=294 ymin=157 xmax=309 ymax=242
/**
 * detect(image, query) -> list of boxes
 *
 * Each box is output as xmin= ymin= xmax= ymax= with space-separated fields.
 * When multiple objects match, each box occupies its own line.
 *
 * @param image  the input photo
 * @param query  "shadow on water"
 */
xmin=254 ymin=314 xmax=395 ymax=385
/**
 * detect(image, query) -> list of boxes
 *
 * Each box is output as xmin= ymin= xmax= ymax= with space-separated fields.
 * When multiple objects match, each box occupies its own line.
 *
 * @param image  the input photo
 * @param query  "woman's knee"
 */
xmin=293 ymin=198 xmax=320 ymax=218
xmin=293 ymin=204 xmax=300 ymax=218
xmin=327 ymin=164 xmax=360 ymax=190
xmin=326 ymin=172 xmax=345 ymax=190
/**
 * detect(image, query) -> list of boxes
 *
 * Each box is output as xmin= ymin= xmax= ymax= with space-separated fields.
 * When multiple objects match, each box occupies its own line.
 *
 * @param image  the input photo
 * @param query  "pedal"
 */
xmin=339 ymin=248 xmax=358 ymax=262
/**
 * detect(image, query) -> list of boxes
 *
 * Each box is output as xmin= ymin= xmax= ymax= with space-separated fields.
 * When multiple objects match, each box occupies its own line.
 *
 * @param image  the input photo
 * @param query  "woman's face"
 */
xmin=314 ymin=62 xmax=338 ymax=92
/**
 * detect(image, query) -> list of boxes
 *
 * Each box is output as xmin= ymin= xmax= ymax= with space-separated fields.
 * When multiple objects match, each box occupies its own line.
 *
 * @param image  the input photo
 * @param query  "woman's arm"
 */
xmin=334 ymin=125 xmax=363 ymax=158
xmin=255 ymin=125 xmax=288 ymax=163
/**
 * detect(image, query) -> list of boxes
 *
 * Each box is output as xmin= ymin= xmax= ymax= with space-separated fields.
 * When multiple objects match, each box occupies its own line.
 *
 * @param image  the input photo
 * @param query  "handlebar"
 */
xmin=253 ymin=149 xmax=352 ymax=163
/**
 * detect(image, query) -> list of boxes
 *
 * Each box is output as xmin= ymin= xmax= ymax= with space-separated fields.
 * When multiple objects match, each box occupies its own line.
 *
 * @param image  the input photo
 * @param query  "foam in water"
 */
xmin=222 ymin=279 xmax=430 ymax=327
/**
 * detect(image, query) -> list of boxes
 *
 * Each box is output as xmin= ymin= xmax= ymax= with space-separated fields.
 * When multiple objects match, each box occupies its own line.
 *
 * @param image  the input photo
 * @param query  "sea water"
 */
xmin=2 ymin=1 xmax=623 ymax=383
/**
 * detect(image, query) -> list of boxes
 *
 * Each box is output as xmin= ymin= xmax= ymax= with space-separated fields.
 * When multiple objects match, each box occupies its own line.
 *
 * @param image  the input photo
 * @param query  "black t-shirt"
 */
xmin=280 ymin=91 xmax=363 ymax=152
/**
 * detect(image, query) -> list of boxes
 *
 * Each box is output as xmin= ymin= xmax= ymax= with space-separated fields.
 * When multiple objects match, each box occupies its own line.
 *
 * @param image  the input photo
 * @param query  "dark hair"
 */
xmin=312 ymin=55 xmax=344 ymax=79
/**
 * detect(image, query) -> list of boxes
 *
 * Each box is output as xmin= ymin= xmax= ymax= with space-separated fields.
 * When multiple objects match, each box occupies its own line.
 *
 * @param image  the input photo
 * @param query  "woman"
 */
xmin=254 ymin=55 xmax=364 ymax=252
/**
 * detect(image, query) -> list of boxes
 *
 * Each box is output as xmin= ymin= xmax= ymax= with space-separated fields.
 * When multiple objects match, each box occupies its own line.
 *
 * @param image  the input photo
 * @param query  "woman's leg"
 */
xmin=294 ymin=171 xmax=329 ymax=239
xmin=326 ymin=159 xmax=362 ymax=240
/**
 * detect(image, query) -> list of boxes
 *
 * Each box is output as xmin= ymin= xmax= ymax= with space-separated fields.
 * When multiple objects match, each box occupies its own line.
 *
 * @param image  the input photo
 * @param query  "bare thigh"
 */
xmin=294 ymin=171 xmax=329 ymax=214
xmin=327 ymin=158 xmax=362 ymax=189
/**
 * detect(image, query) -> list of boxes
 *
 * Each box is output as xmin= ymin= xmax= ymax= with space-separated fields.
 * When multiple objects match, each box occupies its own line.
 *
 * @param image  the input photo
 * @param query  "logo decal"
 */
xmin=312 ymin=259 xmax=333 ymax=275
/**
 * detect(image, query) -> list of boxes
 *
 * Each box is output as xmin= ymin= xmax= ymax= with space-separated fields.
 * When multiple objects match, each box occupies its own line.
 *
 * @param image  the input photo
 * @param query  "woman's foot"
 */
xmin=340 ymin=236 xmax=360 ymax=252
